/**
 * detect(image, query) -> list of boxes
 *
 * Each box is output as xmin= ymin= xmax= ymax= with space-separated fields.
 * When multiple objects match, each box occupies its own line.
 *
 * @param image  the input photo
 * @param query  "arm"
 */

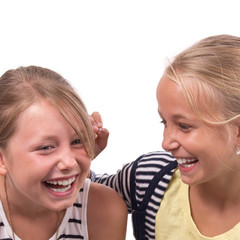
xmin=91 ymin=151 xmax=177 ymax=212
xmin=90 ymin=112 xmax=177 ymax=214
xmin=91 ymin=161 xmax=134 ymax=211
xmin=90 ymin=111 xmax=133 ymax=210
xmin=87 ymin=182 xmax=127 ymax=240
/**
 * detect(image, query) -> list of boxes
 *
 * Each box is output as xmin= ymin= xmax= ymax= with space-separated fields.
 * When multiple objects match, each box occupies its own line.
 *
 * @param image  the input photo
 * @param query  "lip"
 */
xmin=176 ymin=158 xmax=198 ymax=173
xmin=44 ymin=174 xmax=78 ymax=182
xmin=43 ymin=174 xmax=78 ymax=197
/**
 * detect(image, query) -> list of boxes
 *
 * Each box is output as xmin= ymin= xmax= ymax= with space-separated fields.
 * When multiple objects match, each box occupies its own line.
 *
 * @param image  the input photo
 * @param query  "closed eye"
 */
xmin=179 ymin=123 xmax=191 ymax=131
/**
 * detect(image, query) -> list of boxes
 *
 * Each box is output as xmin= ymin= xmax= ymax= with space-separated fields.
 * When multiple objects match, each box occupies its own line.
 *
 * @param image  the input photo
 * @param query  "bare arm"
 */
xmin=87 ymin=182 xmax=127 ymax=240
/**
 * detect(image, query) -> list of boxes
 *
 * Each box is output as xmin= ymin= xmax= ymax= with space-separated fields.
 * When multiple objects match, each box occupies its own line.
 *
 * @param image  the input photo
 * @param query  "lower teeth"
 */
xmin=49 ymin=185 xmax=71 ymax=192
xmin=182 ymin=163 xmax=194 ymax=168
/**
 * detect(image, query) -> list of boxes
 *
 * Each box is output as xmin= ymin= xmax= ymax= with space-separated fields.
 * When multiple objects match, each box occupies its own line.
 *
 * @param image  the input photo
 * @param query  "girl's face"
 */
xmin=0 ymin=100 xmax=91 ymax=212
xmin=157 ymin=75 xmax=240 ymax=186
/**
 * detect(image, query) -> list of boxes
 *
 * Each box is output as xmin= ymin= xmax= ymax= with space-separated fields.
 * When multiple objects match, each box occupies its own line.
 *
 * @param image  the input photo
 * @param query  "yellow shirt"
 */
xmin=155 ymin=170 xmax=240 ymax=240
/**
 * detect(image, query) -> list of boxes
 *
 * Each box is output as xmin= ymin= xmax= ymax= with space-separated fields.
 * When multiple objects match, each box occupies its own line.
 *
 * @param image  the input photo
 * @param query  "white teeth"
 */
xmin=49 ymin=185 xmax=72 ymax=192
xmin=46 ymin=176 xmax=76 ymax=186
xmin=177 ymin=158 xmax=197 ymax=168
xmin=45 ymin=176 xmax=76 ymax=192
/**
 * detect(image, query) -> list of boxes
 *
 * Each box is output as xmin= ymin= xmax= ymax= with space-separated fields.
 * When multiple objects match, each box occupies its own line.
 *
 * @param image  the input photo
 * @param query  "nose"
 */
xmin=161 ymin=127 xmax=180 ymax=153
xmin=57 ymin=149 xmax=77 ymax=171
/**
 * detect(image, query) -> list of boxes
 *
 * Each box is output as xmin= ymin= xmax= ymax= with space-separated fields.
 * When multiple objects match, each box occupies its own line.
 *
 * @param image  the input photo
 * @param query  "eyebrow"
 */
xmin=157 ymin=109 xmax=189 ymax=120
xmin=28 ymin=135 xmax=58 ymax=145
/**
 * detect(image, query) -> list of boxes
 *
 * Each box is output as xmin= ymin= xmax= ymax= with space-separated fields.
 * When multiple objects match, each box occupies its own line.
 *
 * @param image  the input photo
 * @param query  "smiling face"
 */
xmin=0 ymin=100 xmax=91 ymax=212
xmin=157 ymin=74 xmax=240 ymax=186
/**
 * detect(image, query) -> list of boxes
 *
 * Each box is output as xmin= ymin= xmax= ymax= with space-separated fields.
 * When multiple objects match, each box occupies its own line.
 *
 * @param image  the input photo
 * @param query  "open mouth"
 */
xmin=177 ymin=158 xmax=198 ymax=168
xmin=44 ymin=175 xmax=77 ymax=193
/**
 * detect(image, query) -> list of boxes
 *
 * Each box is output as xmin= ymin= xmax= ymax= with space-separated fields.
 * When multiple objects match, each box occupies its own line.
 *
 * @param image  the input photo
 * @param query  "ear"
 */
xmin=236 ymin=117 xmax=240 ymax=147
xmin=0 ymin=151 xmax=8 ymax=176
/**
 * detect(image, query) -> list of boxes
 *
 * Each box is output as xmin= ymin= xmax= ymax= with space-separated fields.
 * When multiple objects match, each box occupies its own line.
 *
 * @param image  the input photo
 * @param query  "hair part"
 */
xmin=0 ymin=66 xmax=95 ymax=158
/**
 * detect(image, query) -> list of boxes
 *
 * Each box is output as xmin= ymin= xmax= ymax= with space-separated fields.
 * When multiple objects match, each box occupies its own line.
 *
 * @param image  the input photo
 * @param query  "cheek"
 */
xmin=1 ymin=152 xmax=18 ymax=174
xmin=77 ymin=152 xmax=91 ymax=170
xmin=206 ymin=126 xmax=233 ymax=149
xmin=81 ymin=158 xmax=91 ymax=170
xmin=181 ymin=131 xmax=210 ymax=153
xmin=189 ymin=128 xmax=233 ymax=159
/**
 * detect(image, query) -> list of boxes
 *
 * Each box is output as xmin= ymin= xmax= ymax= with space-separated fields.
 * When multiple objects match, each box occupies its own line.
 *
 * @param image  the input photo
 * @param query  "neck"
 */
xmin=190 ymin=171 xmax=240 ymax=207
xmin=0 ymin=176 xmax=64 ymax=240
xmin=188 ymin=171 xmax=240 ymax=237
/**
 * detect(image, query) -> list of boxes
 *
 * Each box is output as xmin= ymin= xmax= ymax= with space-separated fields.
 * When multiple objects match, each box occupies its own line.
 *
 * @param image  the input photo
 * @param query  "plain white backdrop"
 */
xmin=1 ymin=1 xmax=240 ymax=238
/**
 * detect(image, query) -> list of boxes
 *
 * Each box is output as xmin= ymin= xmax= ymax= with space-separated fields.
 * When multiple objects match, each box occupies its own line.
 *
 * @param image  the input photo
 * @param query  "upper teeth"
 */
xmin=177 ymin=158 xmax=197 ymax=164
xmin=46 ymin=176 xmax=76 ymax=186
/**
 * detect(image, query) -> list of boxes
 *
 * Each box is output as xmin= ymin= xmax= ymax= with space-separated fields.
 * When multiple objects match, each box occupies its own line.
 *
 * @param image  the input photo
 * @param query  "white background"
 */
xmin=1 ymin=1 xmax=240 ymax=238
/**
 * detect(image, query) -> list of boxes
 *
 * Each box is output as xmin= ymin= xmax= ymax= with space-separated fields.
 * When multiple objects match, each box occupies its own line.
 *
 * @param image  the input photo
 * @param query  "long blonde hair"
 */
xmin=165 ymin=34 xmax=240 ymax=125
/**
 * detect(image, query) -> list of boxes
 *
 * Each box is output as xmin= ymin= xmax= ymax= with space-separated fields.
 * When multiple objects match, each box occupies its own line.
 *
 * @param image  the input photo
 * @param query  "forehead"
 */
xmin=157 ymin=75 xmax=181 ymax=94
xmin=15 ymin=101 xmax=65 ymax=130
xmin=156 ymin=75 xmax=185 ymax=107
xmin=157 ymin=75 xmax=193 ymax=115
xmin=157 ymin=74 xmax=226 ymax=124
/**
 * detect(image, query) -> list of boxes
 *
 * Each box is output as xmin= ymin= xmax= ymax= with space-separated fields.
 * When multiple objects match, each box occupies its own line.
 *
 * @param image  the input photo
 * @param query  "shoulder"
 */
xmin=133 ymin=151 xmax=177 ymax=179
xmin=136 ymin=151 xmax=176 ymax=165
xmin=87 ymin=182 xmax=127 ymax=240
xmin=131 ymin=151 xmax=177 ymax=207
xmin=87 ymin=182 xmax=127 ymax=218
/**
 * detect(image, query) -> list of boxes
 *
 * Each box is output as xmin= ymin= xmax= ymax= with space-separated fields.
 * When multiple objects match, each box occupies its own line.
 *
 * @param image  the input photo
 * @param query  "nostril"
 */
xmin=57 ymin=158 xmax=77 ymax=170
xmin=162 ymin=140 xmax=180 ymax=153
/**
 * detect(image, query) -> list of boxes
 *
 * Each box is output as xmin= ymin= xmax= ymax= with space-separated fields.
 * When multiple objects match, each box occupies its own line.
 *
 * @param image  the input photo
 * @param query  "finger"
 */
xmin=97 ymin=127 xmax=109 ymax=139
xmin=91 ymin=112 xmax=103 ymax=128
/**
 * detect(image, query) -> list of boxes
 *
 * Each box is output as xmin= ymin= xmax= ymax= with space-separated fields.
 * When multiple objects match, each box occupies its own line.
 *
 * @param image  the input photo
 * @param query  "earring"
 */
xmin=236 ymin=147 xmax=240 ymax=155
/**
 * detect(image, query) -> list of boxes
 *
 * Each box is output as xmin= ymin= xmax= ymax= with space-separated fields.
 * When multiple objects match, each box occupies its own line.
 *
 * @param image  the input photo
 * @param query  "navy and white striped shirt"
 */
xmin=93 ymin=151 xmax=177 ymax=240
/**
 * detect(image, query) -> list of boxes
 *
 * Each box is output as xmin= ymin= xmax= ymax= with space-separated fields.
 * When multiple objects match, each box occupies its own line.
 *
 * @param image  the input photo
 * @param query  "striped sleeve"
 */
xmin=92 ymin=151 xmax=176 ymax=212
xmin=93 ymin=161 xmax=134 ymax=211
